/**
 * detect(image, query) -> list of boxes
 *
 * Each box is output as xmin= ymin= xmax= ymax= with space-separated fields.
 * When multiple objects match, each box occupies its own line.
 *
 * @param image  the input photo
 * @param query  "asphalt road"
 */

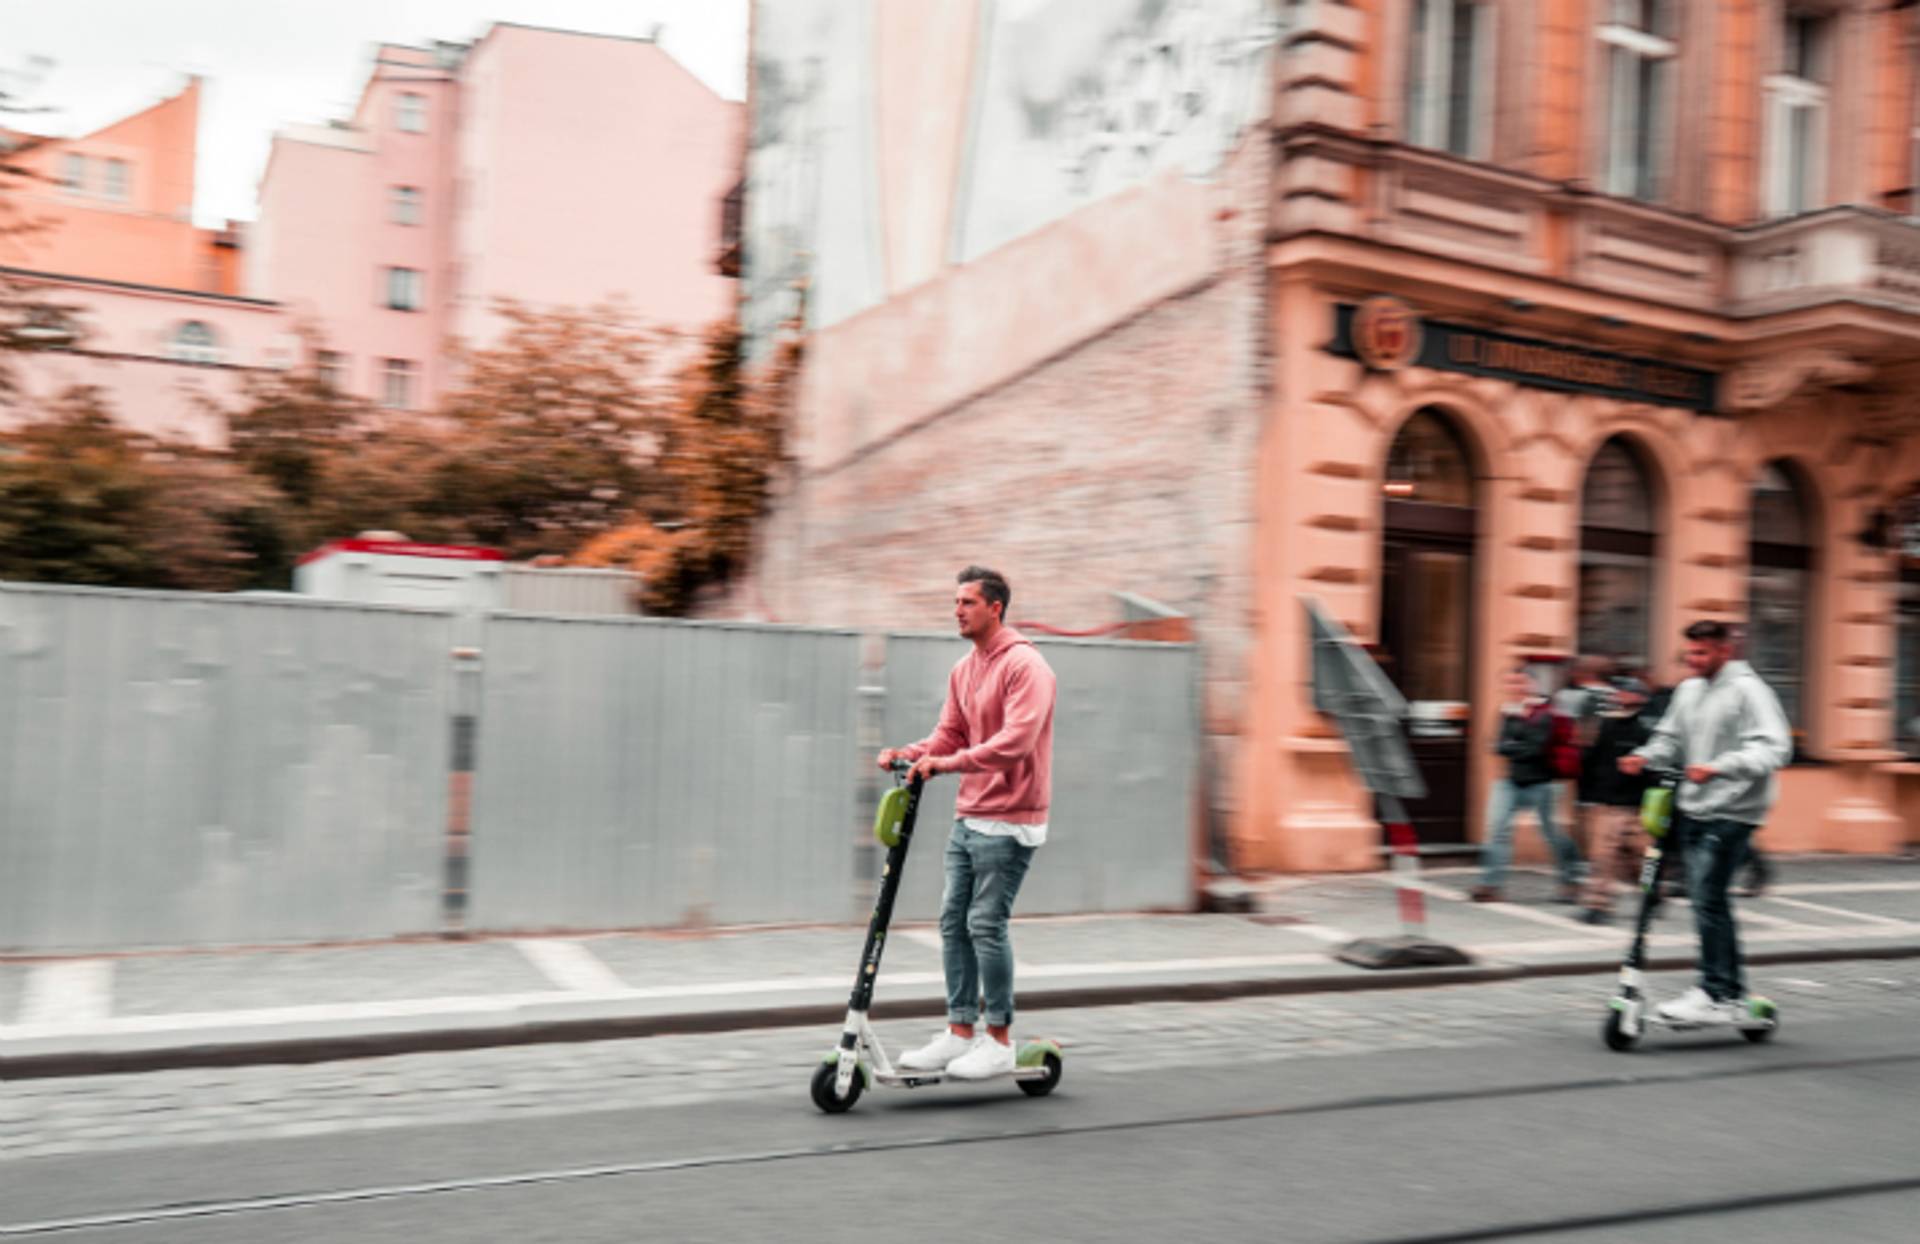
xmin=4 ymin=967 xmax=1916 ymax=1243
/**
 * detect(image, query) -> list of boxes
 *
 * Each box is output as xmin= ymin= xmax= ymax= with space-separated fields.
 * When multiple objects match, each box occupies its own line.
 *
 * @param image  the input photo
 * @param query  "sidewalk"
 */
xmin=4 ymin=855 xmax=1917 ymax=1079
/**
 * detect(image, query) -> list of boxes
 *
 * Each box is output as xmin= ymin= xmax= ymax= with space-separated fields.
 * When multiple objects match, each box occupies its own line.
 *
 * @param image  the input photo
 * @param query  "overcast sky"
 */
xmin=2 ymin=0 xmax=749 ymax=226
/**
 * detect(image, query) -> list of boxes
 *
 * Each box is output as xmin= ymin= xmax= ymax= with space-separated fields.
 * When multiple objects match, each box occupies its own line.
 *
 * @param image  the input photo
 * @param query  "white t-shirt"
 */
xmin=964 ymin=817 xmax=1048 ymax=848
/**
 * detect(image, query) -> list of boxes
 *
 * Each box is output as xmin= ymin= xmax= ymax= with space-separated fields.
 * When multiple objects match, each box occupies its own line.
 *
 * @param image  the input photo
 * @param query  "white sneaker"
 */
xmin=898 ymin=1029 xmax=976 ymax=1071
xmin=1657 ymin=987 xmax=1738 ymax=1024
xmin=945 ymin=1035 xmax=1016 ymax=1080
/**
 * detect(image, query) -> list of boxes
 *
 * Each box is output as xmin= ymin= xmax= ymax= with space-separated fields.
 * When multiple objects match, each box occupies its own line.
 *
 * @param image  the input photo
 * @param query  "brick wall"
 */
xmin=717 ymin=136 xmax=1272 ymax=859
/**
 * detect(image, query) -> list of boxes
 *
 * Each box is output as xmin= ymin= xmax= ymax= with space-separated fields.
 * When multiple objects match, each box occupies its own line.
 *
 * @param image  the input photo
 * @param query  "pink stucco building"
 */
xmin=2 ymin=78 xmax=286 ymax=447
xmin=249 ymin=25 xmax=742 ymax=412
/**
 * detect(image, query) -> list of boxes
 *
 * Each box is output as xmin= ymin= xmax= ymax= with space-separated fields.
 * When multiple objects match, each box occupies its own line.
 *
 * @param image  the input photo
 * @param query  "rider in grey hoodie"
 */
xmin=1621 ymin=620 xmax=1792 ymax=1023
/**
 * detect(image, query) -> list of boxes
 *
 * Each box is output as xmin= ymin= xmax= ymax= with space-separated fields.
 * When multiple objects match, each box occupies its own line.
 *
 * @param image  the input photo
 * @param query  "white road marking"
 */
xmin=1726 ymin=907 xmax=1819 ymax=931
xmin=1761 ymin=896 xmax=1916 ymax=929
xmin=1287 ymin=923 xmax=1356 ymax=945
xmin=1365 ymin=873 xmax=1470 ymax=903
xmin=512 ymin=940 xmax=629 ymax=994
xmin=1466 ymin=900 xmax=1618 ymax=938
xmin=16 ymin=961 xmax=113 ymax=1026
xmin=1771 ymin=882 xmax=1920 ymax=896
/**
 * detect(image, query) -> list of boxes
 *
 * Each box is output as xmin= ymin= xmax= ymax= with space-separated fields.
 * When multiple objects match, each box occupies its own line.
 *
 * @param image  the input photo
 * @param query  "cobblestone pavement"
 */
xmin=5 ymin=961 xmax=1915 ymax=1165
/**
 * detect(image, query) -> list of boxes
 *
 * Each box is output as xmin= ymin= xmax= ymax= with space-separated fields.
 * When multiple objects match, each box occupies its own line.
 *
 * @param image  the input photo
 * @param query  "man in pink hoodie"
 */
xmin=877 ymin=565 xmax=1056 ymax=1080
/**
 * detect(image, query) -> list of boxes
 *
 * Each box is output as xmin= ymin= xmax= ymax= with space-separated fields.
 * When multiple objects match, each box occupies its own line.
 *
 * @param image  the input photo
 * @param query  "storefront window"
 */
xmin=1579 ymin=438 xmax=1657 ymax=666
xmin=1894 ymin=491 xmax=1920 ymax=756
xmin=1384 ymin=409 xmax=1474 ymax=506
xmin=1749 ymin=461 xmax=1813 ymax=735
xmin=1898 ymin=580 xmax=1920 ymax=756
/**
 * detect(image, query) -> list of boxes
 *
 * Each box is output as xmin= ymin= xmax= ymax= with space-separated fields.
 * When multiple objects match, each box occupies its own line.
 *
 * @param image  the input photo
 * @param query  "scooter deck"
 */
xmin=1645 ymin=1014 xmax=1778 ymax=1034
xmin=873 ymin=1064 xmax=1055 ymax=1088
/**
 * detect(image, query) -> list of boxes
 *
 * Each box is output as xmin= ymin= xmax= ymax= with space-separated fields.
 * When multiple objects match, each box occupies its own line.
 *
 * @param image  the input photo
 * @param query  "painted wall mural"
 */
xmin=743 ymin=0 xmax=885 ymax=357
xmin=742 ymin=0 xmax=1278 ymax=356
xmin=953 ymin=0 xmax=1279 ymax=262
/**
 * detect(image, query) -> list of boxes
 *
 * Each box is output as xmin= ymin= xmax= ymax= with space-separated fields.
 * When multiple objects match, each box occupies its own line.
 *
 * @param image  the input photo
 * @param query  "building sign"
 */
xmin=1330 ymin=301 xmax=1718 ymax=413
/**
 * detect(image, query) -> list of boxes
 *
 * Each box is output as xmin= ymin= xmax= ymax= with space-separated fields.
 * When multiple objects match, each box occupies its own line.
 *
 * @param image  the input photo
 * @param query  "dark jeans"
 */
xmin=1680 ymin=816 xmax=1758 ymax=1001
xmin=939 ymin=821 xmax=1036 ymax=1027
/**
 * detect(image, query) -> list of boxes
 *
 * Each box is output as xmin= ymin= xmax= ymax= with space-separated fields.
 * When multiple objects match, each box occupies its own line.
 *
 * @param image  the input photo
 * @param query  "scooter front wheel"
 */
xmin=811 ymin=1060 xmax=864 ymax=1113
xmin=1602 ymin=1008 xmax=1639 ymax=1052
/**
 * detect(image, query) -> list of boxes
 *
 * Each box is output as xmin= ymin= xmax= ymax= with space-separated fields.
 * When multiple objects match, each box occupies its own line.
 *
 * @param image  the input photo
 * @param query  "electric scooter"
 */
xmin=1602 ymin=768 xmax=1779 ymax=1051
xmin=810 ymin=759 xmax=1063 ymax=1113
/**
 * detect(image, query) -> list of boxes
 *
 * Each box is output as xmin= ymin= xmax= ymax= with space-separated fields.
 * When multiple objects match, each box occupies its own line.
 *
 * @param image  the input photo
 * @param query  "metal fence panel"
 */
xmin=501 ymin=566 xmax=642 ymax=616
xmin=466 ymin=616 xmax=863 ymax=930
xmin=880 ymin=633 xmax=1197 ymax=921
xmin=0 ymin=585 xmax=451 ymax=952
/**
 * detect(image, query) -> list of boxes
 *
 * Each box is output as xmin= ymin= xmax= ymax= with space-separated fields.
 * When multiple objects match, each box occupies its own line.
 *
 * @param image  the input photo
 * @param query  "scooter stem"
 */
xmin=847 ymin=773 xmax=924 ymax=1016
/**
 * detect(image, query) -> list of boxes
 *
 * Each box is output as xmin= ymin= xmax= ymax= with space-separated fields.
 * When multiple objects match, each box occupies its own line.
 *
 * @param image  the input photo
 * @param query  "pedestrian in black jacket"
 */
xmin=1472 ymin=668 xmax=1585 ymax=903
xmin=1577 ymin=676 xmax=1664 ymax=924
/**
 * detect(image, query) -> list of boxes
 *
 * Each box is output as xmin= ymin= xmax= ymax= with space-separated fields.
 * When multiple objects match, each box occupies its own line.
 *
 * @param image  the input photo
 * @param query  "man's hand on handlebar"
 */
xmin=908 ymin=753 xmax=957 ymax=783
xmin=1618 ymin=755 xmax=1646 ymax=776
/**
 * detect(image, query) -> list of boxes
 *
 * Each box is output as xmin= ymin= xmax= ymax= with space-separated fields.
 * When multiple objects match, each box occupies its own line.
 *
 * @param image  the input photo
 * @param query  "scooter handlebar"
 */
xmin=1643 ymin=765 xmax=1723 ymax=785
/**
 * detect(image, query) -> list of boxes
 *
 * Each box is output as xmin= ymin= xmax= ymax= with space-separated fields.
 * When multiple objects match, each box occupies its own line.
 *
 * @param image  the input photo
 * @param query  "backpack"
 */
xmin=1549 ymin=710 xmax=1582 ymax=780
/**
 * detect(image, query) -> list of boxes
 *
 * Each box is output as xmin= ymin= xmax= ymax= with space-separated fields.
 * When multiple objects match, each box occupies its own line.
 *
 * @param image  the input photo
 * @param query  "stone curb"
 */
xmin=6 ymin=943 xmax=1918 ymax=1082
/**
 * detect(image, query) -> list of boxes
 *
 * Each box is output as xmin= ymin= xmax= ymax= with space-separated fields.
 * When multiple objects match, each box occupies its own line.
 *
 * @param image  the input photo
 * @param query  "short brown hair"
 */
xmin=957 ymin=565 xmax=1010 ymax=617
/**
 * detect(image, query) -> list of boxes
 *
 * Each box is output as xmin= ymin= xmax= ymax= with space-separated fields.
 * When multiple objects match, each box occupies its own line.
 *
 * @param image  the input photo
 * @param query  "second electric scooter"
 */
xmin=1602 ymin=768 xmax=1779 ymax=1051
xmin=810 ymin=759 xmax=1063 ymax=1113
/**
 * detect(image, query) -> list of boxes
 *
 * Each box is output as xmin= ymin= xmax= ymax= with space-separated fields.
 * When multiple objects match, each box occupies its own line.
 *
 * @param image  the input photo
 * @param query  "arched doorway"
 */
xmin=1378 ymin=408 xmax=1478 ymax=848
xmin=1749 ymin=461 xmax=1814 ymax=752
xmin=1578 ymin=438 xmax=1659 ymax=669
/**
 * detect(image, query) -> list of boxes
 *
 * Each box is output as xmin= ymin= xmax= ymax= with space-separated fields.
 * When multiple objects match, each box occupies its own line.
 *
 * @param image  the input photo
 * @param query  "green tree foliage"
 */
xmin=0 ymin=387 xmax=265 ymax=589
xmin=1 ymin=303 xmax=790 ymax=602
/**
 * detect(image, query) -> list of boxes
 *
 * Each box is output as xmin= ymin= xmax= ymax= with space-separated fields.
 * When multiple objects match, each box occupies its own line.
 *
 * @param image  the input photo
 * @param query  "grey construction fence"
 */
xmin=0 ymin=584 xmax=1198 ymax=952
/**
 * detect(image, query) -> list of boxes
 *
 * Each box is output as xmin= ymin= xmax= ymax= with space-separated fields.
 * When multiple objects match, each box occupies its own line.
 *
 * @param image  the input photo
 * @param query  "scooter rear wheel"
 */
xmin=1017 ymin=1052 xmax=1063 ymax=1096
xmin=1602 ymin=1008 xmax=1639 ymax=1052
xmin=811 ymin=1060 xmax=864 ymax=1113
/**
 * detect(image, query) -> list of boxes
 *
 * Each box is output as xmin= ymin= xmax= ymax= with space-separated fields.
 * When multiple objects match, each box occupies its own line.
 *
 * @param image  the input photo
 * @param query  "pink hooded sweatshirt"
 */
xmin=903 ymin=626 xmax=1056 ymax=824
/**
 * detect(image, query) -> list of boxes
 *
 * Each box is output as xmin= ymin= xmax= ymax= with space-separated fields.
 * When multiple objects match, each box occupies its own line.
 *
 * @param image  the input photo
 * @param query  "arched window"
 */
xmin=168 ymin=321 xmax=220 ymax=365
xmin=1384 ymin=408 xmax=1475 ymax=507
xmin=1749 ymin=461 xmax=1814 ymax=734
xmin=1578 ymin=438 xmax=1658 ymax=667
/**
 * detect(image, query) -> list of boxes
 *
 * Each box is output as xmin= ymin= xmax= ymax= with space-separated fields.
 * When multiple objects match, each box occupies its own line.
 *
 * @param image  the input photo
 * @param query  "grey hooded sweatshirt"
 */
xmin=1632 ymin=660 xmax=1793 ymax=825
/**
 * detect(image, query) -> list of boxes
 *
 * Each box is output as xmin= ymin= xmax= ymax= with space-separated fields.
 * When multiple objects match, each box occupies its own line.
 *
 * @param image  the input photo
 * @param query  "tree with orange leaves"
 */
xmin=575 ymin=320 xmax=798 ymax=615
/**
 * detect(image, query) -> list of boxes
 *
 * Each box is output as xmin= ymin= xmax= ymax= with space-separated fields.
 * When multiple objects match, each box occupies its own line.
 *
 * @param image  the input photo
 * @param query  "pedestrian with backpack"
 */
xmin=1472 ymin=666 xmax=1586 ymax=904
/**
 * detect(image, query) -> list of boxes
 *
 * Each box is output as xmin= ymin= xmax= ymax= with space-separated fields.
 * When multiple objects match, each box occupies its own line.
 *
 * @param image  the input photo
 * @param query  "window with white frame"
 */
xmin=390 ymin=185 xmax=421 ymax=226
xmin=382 ymin=358 xmax=416 ymax=410
xmin=395 ymin=92 xmax=427 ymax=134
xmin=385 ymin=266 xmax=423 ymax=311
xmin=316 ymin=350 xmax=346 ymax=391
xmin=1764 ymin=8 xmax=1831 ymax=219
xmin=1599 ymin=1 xmax=1675 ymax=201
xmin=60 ymin=152 xmax=86 ymax=192
xmin=103 ymin=157 xmax=130 ymax=202
xmin=1405 ymin=0 xmax=1495 ymax=159
xmin=168 ymin=321 xmax=220 ymax=365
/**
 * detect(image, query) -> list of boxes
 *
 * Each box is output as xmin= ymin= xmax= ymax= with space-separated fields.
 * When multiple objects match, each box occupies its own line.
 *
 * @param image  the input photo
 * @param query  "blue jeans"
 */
xmin=1478 ymin=779 xmax=1583 ymax=889
xmin=1682 ymin=816 xmax=1757 ymax=1001
xmin=940 ymin=821 xmax=1035 ymax=1027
